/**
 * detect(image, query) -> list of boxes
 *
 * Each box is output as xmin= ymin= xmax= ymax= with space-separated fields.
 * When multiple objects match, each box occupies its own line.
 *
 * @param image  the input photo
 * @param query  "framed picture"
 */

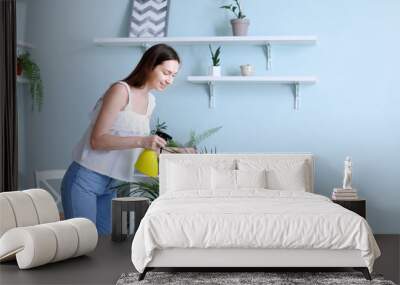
xmin=129 ymin=0 xmax=170 ymax=38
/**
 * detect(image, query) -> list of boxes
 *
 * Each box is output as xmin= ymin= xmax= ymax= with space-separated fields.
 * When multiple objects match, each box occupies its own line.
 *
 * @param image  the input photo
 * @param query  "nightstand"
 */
xmin=332 ymin=199 xmax=366 ymax=218
xmin=111 ymin=197 xmax=150 ymax=242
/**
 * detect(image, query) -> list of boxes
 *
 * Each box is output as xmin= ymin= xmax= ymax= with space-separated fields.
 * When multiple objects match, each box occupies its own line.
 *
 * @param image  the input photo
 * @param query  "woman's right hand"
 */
xmin=140 ymin=135 xmax=167 ymax=150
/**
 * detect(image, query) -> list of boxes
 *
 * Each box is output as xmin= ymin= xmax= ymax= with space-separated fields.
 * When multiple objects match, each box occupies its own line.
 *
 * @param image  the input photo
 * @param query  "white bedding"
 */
xmin=131 ymin=190 xmax=380 ymax=273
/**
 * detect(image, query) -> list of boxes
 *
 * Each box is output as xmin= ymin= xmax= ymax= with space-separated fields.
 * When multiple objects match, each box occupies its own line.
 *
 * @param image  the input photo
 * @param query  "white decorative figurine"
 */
xmin=342 ymin=156 xmax=353 ymax=190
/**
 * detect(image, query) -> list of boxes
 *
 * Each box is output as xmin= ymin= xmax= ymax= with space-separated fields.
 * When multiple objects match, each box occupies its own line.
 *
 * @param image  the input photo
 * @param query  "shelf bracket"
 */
xmin=208 ymin=82 xmax=215 ymax=108
xmin=264 ymin=43 xmax=272 ymax=70
xmin=293 ymin=83 xmax=300 ymax=110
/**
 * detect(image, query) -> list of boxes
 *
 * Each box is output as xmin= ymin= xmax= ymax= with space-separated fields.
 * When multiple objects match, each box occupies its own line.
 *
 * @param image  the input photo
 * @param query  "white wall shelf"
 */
xmin=94 ymin=36 xmax=317 ymax=69
xmin=17 ymin=41 xmax=34 ymax=49
xmin=94 ymin=36 xmax=317 ymax=109
xmin=187 ymin=76 xmax=317 ymax=110
xmin=17 ymin=76 xmax=29 ymax=84
xmin=94 ymin=36 xmax=317 ymax=46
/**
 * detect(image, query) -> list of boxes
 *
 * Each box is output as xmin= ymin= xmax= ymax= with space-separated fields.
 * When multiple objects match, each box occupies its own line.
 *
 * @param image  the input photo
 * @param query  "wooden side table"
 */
xmin=112 ymin=197 xmax=150 ymax=242
xmin=332 ymin=199 xmax=366 ymax=219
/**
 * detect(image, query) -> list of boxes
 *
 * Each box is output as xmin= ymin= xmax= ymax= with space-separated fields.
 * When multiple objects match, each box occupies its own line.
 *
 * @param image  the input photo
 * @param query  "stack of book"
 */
xmin=332 ymin=188 xmax=358 ymax=200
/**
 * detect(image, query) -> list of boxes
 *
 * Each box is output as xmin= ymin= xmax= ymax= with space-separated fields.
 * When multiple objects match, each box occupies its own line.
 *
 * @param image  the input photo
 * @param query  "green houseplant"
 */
xmin=113 ymin=125 xmax=222 ymax=201
xmin=220 ymin=0 xmax=250 ymax=36
xmin=208 ymin=45 xmax=222 ymax=76
xmin=184 ymin=126 xmax=222 ymax=148
xmin=17 ymin=52 xmax=44 ymax=111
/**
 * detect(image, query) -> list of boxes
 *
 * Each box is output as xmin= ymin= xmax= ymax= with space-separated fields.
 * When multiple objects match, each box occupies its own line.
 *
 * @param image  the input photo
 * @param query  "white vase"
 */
xmin=209 ymin=66 xmax=221 ymax=77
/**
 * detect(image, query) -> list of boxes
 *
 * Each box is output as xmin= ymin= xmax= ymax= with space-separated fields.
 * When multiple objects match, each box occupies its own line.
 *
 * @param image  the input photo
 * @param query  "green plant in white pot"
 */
xmin=208 ymin=45 xmax=221 ymax=76
xmin=220 ymin=0 xmax=249 ymax=36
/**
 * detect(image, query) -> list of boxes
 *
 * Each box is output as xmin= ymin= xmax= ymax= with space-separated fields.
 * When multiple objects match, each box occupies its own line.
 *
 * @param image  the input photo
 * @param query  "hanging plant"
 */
xmin=17 ymin=52 xmax=44 ymax=111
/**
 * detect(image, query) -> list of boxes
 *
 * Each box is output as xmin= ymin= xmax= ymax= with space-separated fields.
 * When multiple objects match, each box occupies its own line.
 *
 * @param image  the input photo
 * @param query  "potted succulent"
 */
xmin=17 ymin=52 xmax=44 ymax=111
xmin=208 ymin=44 xmax=221 ymax=76
xmin=220 ymin=0 xmax=249 ymax=36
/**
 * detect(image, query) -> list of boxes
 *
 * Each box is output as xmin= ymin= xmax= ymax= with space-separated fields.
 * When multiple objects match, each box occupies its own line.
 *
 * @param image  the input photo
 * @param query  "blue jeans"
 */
xmin=61 ymin=161 xmax=117 ymax=235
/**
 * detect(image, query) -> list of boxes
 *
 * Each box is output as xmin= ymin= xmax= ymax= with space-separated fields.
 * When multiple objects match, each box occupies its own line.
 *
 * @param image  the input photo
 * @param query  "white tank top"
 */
xmin=72 ymin=81 xmax=156 ymax=182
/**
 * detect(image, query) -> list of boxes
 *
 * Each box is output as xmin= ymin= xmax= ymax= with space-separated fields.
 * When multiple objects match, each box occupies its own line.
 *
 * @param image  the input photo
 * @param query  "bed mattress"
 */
xmin=131 ymin=190 xmax=380 ymax=273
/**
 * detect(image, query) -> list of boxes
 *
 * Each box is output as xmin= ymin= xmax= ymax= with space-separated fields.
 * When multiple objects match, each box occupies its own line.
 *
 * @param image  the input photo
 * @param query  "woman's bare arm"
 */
xmin=90 ymin=84 xmax=166 ymax=151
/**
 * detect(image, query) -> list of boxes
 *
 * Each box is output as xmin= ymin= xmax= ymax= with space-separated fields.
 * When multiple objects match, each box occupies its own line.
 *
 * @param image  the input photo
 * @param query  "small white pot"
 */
xmin=240 ymin=64 xmax=254 ymax=76
xmin=209 ymin=66 xmax=221 ymax=77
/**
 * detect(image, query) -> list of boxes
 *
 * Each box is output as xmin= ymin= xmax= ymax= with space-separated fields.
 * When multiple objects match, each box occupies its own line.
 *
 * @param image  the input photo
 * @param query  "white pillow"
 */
xmin=236 ymin=169 xmax=268 ymax=188
xmin=238 ymin=159 xmax=308 ymax=191
xmin=212 ymin=168 xmax=237 ymax=190
xmin=167 ymin=162 xmax=212 ymax=192
xmin=211 ymin=169 xmax=268 ymax=190
xmin=267 ymin=165 xmax=306 ymax=191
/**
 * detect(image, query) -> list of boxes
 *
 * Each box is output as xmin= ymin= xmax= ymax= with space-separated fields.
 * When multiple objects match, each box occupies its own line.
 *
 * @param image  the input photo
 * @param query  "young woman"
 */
xmin=61 ymin=44 xmax=180 ymax=235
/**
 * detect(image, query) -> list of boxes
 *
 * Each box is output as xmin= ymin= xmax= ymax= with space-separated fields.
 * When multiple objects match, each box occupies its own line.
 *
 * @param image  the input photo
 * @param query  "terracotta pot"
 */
xmin=16 ymin=62 xmax=22 ymax=76
xmin=231 ymin=18 xmax=250 ymax=36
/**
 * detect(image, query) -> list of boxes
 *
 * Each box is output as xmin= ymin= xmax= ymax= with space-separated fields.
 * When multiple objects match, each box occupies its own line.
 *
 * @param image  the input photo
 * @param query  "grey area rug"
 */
xmin=116 ymin=272 xmax=396 ymax=285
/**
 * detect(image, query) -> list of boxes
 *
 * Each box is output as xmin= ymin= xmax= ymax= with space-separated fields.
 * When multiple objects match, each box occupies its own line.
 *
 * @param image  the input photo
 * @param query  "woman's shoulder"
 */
xmin=102 ymin=82 xmax=130 ymax=107
xmin=109 ymin=82 xmax=130 ymax=95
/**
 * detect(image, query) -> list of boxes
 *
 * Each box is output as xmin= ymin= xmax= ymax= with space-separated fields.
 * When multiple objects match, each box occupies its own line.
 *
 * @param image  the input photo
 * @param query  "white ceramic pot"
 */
xmin=240 ymin=64 xmax=254 ymax=76
xmin=209 ymin=66 xmax=221 ymax=77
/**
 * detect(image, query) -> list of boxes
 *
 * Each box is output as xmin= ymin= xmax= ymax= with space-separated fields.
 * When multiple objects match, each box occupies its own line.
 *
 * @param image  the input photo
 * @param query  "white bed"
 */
xmin=131 ymin=153 xmax=380 ymax=280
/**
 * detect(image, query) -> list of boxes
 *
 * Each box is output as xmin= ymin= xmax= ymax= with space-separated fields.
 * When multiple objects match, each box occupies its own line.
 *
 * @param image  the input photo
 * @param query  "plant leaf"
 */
xmin=184 ymin=126 xmax=222 ymax=147
xmin=166 ymin=139 xmax=183 ymax=147
xmin=215 ymin=47 xmax=221 ymax=58
xmin=209 ymin=44 xmax=214 ymax=57
xmin=185 ymin=130 xmax=197 ymax=147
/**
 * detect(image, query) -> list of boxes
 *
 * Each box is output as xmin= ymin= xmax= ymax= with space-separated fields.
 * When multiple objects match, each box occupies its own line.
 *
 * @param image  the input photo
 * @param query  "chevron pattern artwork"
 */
xmin=129 ymin=0 xmax=170 ymax=38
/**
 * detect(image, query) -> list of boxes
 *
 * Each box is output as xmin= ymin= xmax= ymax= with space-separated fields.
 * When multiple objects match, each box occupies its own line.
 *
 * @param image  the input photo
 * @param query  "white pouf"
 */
xmin=0 ymin=189 xmax=98 ymax=269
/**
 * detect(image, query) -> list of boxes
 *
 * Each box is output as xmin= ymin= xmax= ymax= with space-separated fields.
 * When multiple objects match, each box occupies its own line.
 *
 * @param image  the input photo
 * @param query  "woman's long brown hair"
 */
xmin=123 ymin=44 xmax=180 ymax=88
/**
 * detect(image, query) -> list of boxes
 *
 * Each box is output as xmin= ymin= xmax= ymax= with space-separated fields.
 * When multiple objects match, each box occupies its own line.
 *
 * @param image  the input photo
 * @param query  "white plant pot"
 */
xmin=240 ymin=64 xmax=254 ymax=76
xmin=209 ymin=66 xmax=221 ymax=77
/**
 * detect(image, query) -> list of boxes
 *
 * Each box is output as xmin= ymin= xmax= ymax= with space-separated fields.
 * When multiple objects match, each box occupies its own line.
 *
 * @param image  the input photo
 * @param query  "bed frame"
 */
xmin=138 ymin=153 xmax=372 ymax=281
xmin=140 ymin=248 xmax=371 ymax=280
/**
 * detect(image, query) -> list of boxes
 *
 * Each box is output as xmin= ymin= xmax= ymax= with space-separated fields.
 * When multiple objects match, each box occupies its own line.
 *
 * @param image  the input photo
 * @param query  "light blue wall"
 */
xmin=17 ymin=0 xmax=400 ymax=233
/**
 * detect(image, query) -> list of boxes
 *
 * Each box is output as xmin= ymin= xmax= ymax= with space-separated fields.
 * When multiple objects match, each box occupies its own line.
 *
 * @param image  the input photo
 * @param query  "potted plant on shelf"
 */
xmin=209 ymin=44 xmax=222 ymax=77
xmin=220 ymin=0 xmax=249 ymax=36
xmin=17 ymin=52 xmax=44 ymax=111
xmin=16 ymin=56 xmax=23 ymax=76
